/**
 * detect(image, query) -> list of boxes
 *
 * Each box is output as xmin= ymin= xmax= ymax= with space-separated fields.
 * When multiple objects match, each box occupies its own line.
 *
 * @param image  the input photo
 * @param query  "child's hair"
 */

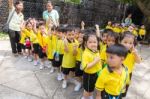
xmin=120 ymin=31 xmax=137 ymax=46
xmin=107 ymin=31 xmax=119 ymax=44
xmin=25 ymin=20 xmax=32 ymax=27
xmin=106 ymin=44 xmax=128 ymax=58
xmin=102 ymin=29 xmax=112 ymax=36
xmin=82 ymin=29 xmax=100 ymax=50
xmin=37 ymin=21 xmax=46 ymax=27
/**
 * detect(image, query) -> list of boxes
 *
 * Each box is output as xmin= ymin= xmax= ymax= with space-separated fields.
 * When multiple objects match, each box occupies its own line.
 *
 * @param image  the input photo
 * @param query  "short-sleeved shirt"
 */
xmin=123 ymin=52 xmax=136 ymax=73
xmin=43 ymin=9 xmax=59 ymax=26
xmin=8 ymin=7 xmax=24 ymax=31
xmin=95 ymin=66 xmax=129 ymax=96
xmin=82 ymin=48 xmax=102 ymax=74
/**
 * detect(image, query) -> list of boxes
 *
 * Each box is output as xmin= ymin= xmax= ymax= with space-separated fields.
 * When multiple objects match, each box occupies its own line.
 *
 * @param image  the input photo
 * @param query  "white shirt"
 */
xmin=8 ymin=7 xmax=24 ymax=31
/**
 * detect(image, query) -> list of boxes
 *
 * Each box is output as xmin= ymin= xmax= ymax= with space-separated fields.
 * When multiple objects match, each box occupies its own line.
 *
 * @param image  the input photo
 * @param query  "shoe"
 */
xmin=13 ymin=53 xmax=18 ymax=57
xmin=50 ymin=67 xmax=55 ymax=73
xmin=57 ymin=73 xmax=63 ymax=81
xmin=39 ymin=63 xmax=44 ymax=70
xmin=24 ymin=55 xmax=28 ymax=59
xmin=28 ymin=56 xmax=33 ymax=62
xmin=34 ymin=60 xmax=38 ymax=66
xmin=74 ymin=81 xmax=81 ymax=91
xmin=62 ymin=80 xmax=67 ymax=89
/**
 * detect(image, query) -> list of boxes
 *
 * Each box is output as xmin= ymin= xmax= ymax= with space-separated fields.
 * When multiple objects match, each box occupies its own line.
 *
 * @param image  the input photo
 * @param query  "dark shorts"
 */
xmin=21 ymin=44 xmax=26 ymax=50
xmin=38 ymin=46 xmax=47 ymax=59
xmin=75 ymin=61 xmax=83 ymax=77
xmin=102 ymin=90 xmax=122 ymax=99
xmin=52 ymin=53 xmax=63 ymax=67
xmin=62 ymin=67 xmax=75 ymax=75
xmin=26 ymin=45 xmax=31 ymax=50
xmin=83 ymin=72 xmax=98 ymax=92
xmin=33 ymin=43 xmax=39 ymax=54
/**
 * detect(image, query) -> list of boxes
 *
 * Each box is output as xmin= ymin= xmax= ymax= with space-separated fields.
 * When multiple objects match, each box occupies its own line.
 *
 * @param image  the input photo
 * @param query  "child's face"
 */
xmin=108 ymin=21 xmax=112 ymax=25
xmin=107 ymin=36 xmax=115 ymax=47
xmin=87 ymin=35 xmax=98 ymax=52
xmin=39 ymin=25 xmax=46 ymax=34
xmin=141 ymin=25 xmax=145 ymax=29
xmin=57 ymin=32 xmax=62 ymax=39
xmin=26 ymin=23 xmax=32 ymax=30
xmin=67 ymin=32 xmax=74 ymax=41
xmin=107 ymin=53 xmax=124 ymax=68
xmin=121 ymin=36 xmax=134 ymax=50
xmin=102 ymin=33 xmax=108 ymax=43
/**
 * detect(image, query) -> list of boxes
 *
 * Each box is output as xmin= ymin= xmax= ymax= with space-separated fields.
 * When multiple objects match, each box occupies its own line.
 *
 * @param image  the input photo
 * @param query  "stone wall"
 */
xmin=0 ymin=0 xmax=9 ymax=32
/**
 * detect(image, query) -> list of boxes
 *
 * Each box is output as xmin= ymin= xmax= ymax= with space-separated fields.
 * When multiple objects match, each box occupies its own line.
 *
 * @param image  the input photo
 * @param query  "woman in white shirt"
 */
xmin=8 ymin=0 xmax=24 ymax=56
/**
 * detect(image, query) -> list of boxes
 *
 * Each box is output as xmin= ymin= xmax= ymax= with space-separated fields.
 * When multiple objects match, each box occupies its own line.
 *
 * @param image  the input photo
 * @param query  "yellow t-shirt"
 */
xmin=106 ymin=25 xmax=113 ymax=30
xmin=76 ymin=45 xmax=83 ymax=62
xmin=100 ymin=42 xmax=107 ymax=53
xmin=20 ymin=31 xmax=27 ymax=44
xmin=37 ymin=32 xmax=49 ymax=48
xmin=100 ymin=47 xmax=107 ymax=65
xmin=62 ymin=40 xmax=77 ymax=68
xmin=132 ymin=30 xmax=138 ymax=36
xmin=47 ymin=36 xmax=53 ymax=59
xmin=55 ymin=39 xmax=64 ymax=55
xmin=139 ymin=29 xmax=146 ymax=36
xmin=95 ymin=66 xmax=129 ymax=96
xmin=82 ymin=48 xmax=102 ymax=74
xmin=123 ymin=52 xmax=136 ymax=73
xmin=113 ymin=27 xmax=121 ymax=33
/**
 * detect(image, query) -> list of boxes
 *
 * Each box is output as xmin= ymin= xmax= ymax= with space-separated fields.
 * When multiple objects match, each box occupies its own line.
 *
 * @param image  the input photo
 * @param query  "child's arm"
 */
xmin=132 ymin=46 xmax=142 ymax=63
xmin=33 ymin=19 xmax=38 ymax=34
xmin=8 ymin=0 xmax=13 ymax=10
xmin=64 ymin=38 xmax=69 ymax=53
xmin=86 ymin=57 xmax=100 ymax=69
xmin=95 ymin=24 xmax=100 ymax=38
xmin=81 ymin=21 xmax=85 ymax=30
xmin=96 ymin=90 xmax=102 ymax=99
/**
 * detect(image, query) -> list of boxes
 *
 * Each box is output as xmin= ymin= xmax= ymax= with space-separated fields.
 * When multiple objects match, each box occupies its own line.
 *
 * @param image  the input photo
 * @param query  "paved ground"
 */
xmin=0 ymin=40 xmax=150 ymax=99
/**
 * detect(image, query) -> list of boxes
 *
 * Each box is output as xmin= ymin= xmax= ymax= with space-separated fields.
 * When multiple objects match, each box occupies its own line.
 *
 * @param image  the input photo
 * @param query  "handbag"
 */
xmin=2 ymin=10 xmax=15 ymax=33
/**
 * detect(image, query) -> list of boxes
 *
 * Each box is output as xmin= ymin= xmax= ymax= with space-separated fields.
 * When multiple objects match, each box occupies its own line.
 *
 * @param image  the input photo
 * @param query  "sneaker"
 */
xmin=39 ymin=63 xmax=44 ymax=70
xmin=50 ymin=67 xmax=55 ymax=73
xmin=34 ymin=60 xmax=38 ymax=66
xmin=24 ymin=55 xmax=28 ymax=59
xmin=28 ymin=56 xmax=33 ymax=62
xmin=62 ymin=80 xmax=67 ymax=89
xmin=57 ymin=73 xmax=63 ymax=81
xmin=74 ymin=81 xmax=81 ymax=91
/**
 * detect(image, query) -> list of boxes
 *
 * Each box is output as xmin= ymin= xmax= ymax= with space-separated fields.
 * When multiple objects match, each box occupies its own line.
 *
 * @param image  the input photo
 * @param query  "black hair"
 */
xmin=106 ymin=44 xmax=128 ymax=58
xmin=102 ymin=29 xmax=112 ymax=36
xmin=15 ymin=1 xmax=23 ymax=6
xmin=107 ymin=31 xmax=119 ymax=44
xmin=81 ymin=29 xmax=100 ymax=51
xmin=120 ymin=31 xmax=137 ymax=46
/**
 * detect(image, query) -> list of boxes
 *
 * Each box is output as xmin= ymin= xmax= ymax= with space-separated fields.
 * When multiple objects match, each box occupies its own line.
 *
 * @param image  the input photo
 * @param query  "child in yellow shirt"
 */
xmin=36 ymin=22 xmax=49 ymax=70
xmin=138 ymin=25 xmax=146 ymax=41
xmin=96 ymin=44 xmax=129 ymax=99
xmin=61 ymin=28 xmax=78 ymax=89
xmin=81 ymin=31 xmax=102 ymax=99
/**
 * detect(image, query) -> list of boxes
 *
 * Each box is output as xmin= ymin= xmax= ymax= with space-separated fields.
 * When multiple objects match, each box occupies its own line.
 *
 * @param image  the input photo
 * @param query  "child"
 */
xmin=37 ymin=22 xmax=49 ymax=69
xmin=74 ymin=31 xmax=84 ymax=91
xmin=21 ymin=21 xmax=33 ymax=62
xmin=61 ymin=28 xmax=78 ymax=89
xmin=120 ymin=31 xmax=142 ymax=96
xmin=95 ymin=44 xmax=129 ymax=99
xmin=100 ymin=30 xmax=119 ymax=66
xmin=51 ymin=28 xmax=64 ymax=81
xmin=81 ymin=32 xmax=102 ymax=99
xmin=138 ymin=25 xmax=146 ymax=41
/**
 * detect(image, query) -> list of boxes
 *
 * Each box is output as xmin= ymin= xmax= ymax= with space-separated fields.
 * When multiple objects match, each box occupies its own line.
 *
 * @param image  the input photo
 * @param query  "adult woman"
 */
xmin=43 ymin=1 xmax=59 ymax=28
xmin=8 ymin=0 xmax=24 ymax=56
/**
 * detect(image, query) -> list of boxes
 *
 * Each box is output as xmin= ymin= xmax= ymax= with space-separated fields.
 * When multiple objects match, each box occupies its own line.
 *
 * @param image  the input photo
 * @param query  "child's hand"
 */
xmin=94 ymin=57 xmax=100 ymax=63
xmin=131 ymin=46 xmax=138 ymax=54
xmin=95 ymin=24 xmax=99 ymax=30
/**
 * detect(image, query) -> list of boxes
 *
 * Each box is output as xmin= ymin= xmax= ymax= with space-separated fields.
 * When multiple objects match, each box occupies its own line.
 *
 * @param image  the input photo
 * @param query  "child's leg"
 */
xmin=62 ymin=68 xmax=70 ymax=88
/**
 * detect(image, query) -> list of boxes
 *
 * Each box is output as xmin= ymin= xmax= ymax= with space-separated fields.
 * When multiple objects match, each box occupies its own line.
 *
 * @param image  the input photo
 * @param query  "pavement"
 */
xmin=0 ymin=40 xmax=150 ymax=99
